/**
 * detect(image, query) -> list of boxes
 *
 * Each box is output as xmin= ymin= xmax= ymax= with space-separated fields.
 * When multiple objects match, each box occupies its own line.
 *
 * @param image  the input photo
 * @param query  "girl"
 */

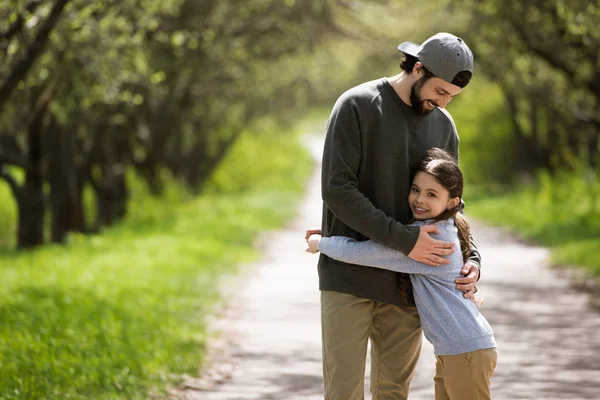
xmin=306 ymin=148 xmax=497 ymax=400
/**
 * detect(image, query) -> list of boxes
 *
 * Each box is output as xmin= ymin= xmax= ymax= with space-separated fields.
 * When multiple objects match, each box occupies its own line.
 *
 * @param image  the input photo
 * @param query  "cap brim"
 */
xmin=397 ymin=41 xmax=419 ymax=56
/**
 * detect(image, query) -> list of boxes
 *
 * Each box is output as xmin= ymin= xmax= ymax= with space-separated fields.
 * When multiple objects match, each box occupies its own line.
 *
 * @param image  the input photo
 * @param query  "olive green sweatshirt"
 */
xmin=318 ymin=77 xmax=481 ymax=307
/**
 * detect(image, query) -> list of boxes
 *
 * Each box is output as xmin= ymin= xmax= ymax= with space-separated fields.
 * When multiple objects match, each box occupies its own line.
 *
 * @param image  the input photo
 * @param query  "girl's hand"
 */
xmin=305 ymin=234 xmax=321 ymax=254
xmin=304 ymin=228 xmax=322 ymax=241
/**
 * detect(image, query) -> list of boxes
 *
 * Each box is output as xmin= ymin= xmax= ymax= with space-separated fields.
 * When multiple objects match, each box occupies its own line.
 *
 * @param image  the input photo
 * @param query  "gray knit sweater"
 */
xmin=318 ymin=218 xmax=496 ymax=356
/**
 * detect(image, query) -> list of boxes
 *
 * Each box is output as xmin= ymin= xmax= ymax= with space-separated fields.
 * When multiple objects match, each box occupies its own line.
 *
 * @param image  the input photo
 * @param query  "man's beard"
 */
xmin=410 ymin=78 xmax=435 ymax=116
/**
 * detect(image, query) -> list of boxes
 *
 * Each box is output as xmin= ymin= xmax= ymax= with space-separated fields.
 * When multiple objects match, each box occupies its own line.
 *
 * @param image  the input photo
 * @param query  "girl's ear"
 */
xmin=447 ymin=197 xmax=460 ymax=210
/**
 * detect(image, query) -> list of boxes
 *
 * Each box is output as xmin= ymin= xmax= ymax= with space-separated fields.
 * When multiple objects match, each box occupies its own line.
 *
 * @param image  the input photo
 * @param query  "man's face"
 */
xmin=410 ymin=70 xmax=463 ymax=116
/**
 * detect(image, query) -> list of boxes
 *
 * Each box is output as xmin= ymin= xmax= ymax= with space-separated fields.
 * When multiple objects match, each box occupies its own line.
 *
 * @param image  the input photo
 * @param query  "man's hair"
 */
xmin=401 ymin=55 xmax=435 ymax=83
xmin=399 ymin=54 xmax=419 ymax=72
xmin=400 ymin=54 xmax=472 ymax=88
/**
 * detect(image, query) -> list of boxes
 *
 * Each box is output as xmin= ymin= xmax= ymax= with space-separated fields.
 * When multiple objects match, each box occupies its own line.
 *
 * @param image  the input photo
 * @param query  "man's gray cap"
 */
xmin=397 ymin=32 xmax=474 ymax=84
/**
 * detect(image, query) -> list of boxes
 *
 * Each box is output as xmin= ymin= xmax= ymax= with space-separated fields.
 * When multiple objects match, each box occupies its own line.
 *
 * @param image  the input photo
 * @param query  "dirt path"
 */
xmin=181 ymin=135 xmax=600 ymax=400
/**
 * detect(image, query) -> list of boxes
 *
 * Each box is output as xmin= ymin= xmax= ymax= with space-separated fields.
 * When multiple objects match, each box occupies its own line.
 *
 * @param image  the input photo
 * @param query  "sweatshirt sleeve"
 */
xmin=318 ymin=237 xmax=445 ymax=275
xmin=469 ymin=235 xmax=481 ymax=268
xmin=321 ymin=94 xmax=419 ymax=255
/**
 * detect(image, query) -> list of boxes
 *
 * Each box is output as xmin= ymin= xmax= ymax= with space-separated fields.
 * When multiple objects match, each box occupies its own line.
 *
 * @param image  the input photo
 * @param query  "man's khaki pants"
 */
xmin=434 ymin=348 xmax=498 ymax=400
xmin=321 ymin=290 xmax=422 ymax=400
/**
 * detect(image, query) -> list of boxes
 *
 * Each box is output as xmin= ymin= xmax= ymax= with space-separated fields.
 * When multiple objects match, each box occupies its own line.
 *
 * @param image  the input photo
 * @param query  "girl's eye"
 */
xmin=411 ymin=187 xmax=419 ymax=192
xmin=428 ymin=193 xmax=436 ymax=197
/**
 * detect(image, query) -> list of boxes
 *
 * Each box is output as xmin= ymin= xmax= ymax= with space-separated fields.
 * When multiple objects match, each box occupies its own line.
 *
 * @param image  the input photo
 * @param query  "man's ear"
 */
xmin=448 ymin=197 xmax=460 ymax=210
xmin=413 ymin=61 xmax=425 ymax=76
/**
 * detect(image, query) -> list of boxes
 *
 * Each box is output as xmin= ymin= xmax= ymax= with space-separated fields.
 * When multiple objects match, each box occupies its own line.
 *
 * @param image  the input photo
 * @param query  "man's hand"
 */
xmin=456 ymin=261 xmax=480 ymax=299
xmin=408 ymin=225 xmax=455 ymax=266
xmin=305 ymin=228 xmax=322 ymax=241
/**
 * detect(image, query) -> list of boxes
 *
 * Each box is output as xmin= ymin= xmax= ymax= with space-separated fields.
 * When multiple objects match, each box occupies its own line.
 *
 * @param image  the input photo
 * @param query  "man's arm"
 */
xmin=468 ymin=234 xmax=481 ymax=272
xmin=321 ymin=96 xmax=419 ymax=255
xmin=459 ymin=199 xmax=482 ymax=274
xmin=455 ymin=233 xmax=481 ymax=296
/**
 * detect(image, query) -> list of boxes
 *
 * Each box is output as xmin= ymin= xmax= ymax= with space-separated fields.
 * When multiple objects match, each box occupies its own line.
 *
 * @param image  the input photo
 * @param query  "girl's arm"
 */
xmin=318 ymin=236 xmax=449 ymax=275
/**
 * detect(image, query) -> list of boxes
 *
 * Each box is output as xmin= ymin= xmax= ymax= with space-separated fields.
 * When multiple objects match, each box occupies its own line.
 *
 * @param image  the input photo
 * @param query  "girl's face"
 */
xmin=408 ymin=171 xmax=460 ymax=220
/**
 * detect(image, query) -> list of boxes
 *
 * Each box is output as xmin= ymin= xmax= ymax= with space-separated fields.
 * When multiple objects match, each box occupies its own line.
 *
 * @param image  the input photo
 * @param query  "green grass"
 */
xmin=464 ymin=169 xmax=600 ymax=276
xmin=0 ymin=126 xmax=314 ymax=399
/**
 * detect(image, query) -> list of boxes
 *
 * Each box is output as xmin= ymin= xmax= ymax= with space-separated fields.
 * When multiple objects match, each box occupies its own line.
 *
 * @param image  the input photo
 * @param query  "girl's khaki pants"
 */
xmin=434 ymin=347 xmax=498 ymax=400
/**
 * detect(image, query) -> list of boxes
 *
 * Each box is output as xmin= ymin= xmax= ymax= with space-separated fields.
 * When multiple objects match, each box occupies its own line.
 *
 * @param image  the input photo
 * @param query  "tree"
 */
xmin=0 ymin=0 xmax=383 ymax=249
xmin=458 ymin=0 xmax=600 ymax=174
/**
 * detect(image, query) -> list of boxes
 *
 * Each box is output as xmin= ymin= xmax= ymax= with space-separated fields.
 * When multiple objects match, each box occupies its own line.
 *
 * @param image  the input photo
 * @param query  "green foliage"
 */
xmin=552 ymin=240 xmax=600 ymax=276
xmin=205 ymin=120 xmax=313 ymax=194
xmin=448 ymin=76 xmax=515 ymax=184
xmin=0 ymin=126 xmax=313 ymax=399
xmin=455 ymin=0 xmax=600 ymax=173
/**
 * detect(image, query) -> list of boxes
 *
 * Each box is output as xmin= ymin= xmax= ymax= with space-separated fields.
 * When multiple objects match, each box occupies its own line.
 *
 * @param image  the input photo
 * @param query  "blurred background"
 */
xmin=1 ymin=0 xmax=599 ymax=399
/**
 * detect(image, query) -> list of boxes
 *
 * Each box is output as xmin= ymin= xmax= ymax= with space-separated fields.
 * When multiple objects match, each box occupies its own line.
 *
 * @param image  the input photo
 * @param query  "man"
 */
xmin=314 ymin=33 xmax=481 ymax=399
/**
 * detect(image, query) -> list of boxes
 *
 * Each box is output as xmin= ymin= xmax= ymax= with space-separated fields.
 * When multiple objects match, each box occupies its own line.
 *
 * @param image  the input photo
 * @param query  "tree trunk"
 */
xmin=48 ymin=122 xmax=86 ymax=243
xmin=94 ymin=129 xmax=129 ymax=228
xmin=136 ymin=158 xmax=163 ymax=195
xmin=95 ymin=168 xmax=128 ymax=228
xmin=17 ymin=173 xmax=45 ymax=248
xmin=17 ymin=105 xmax=47 ymax=249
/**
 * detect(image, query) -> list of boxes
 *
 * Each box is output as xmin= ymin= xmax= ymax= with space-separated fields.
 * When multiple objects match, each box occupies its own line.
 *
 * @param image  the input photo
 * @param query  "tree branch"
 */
xmin=0 ymin=0 xmax=71 ymax=112
xmin=0 ymin=133 xmax=31 ymax=170
xmin=0 ymin=147 xmax=32 ymax=170
xmin=511 ymin=19 xmax=600 ymax=102
xmin=510 ymin=21 xmax=576 ymax=77
xmin=0 ymin=0 xmax=44 ymax=41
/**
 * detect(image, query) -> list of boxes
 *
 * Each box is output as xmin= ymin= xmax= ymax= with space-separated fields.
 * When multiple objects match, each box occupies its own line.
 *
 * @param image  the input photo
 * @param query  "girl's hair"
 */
xmin=411 ymin=148 xmax=471 ymax=262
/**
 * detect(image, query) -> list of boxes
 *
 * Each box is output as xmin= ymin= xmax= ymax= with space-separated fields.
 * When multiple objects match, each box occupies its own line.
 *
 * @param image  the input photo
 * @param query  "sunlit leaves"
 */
xmin=150 ymin=71 xmax=166 ymax=84
xmin=458 ymin=0 xmax=600 ymax=172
